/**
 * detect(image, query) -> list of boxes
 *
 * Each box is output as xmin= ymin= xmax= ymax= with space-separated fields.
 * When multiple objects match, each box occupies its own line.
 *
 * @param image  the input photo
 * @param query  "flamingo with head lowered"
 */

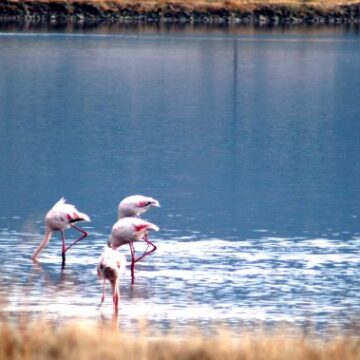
xmin=32 ymin=198 xmax=90 ymax=268
xmin=97 ymin=246 xmax=126 ymax=315
xmin=116 ymin=195 xmax=160 ymax=285
xmin=108 ymin=217 xmax=159 ymax=285
xmin=118 ymin=194 xmax=160 ymax=219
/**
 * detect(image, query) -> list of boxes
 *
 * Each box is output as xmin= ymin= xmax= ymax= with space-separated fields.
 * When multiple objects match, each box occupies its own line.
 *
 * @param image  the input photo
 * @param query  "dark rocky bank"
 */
xmin=1 ymin=0 xmax=360 ymax=25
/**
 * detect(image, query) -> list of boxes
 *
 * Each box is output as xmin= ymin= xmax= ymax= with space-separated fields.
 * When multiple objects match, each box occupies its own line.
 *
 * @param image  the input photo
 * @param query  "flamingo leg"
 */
xmin=111 ymin=280 xmax=119 ymax=315
xmin=113 ymin=292 xmax=119 ymax=315
xmin=64 ymin=224 xmax=88 ymax=252
xmin=129 ymin=242 xmax=136 ymax=286
xmin=98 ymin=279 xmax=106 ymax=309
xmin=134 ymin=234 xmax=157 ymax=264
xmin=61 ymin=231 xmax=66 ymax=268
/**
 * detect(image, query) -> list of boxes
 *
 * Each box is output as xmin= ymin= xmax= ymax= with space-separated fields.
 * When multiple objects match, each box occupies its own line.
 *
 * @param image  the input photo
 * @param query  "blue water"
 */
xmin=0 ymin=26 xmax=359 ymax=334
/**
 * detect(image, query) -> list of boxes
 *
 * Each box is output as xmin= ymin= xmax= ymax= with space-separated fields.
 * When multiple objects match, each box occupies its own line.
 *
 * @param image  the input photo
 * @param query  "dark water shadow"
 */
xmin=0 ymin=20 xmax=359 ymax=36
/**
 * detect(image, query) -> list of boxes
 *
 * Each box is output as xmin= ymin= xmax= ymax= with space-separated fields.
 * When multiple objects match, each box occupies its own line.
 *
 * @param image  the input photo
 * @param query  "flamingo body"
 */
xmin=32 ymin=198 xmax=90 ymax=266
xmin=108 ymin=217 xmax=159 ymax=285
xmin=109 ymin=217 xmax=159 ymax=248
xmin=118 ymin=194 xmax=160 ymax=219
xmin=45 ymin=198 xmax=90 ymax=231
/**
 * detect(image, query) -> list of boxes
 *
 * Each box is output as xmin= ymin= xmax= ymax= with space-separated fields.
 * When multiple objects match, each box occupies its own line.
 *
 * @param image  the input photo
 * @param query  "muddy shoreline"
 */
xmin=1 ymin=1 xmax=360 ymax=25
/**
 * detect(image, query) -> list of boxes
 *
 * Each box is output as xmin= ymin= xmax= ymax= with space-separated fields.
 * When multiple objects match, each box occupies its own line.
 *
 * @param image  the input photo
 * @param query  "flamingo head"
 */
xmin=137 ymin=198 xmax=160 ymax=212
xmin=98 ymin=248 xmax=127 ymax=279
xmin=134 ymin=221 xmax=159 ymax=239
xmin=118 ymin=195 xmax=160 ymax=218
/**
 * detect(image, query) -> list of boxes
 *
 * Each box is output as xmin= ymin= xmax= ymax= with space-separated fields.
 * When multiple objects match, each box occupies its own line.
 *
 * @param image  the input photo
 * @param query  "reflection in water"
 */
xmin=0 ymin=22 xmax=360 ymax=36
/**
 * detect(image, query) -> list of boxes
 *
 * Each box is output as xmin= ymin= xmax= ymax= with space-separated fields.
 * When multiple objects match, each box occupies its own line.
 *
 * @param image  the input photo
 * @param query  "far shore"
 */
xmin=1 ymin=0 xmax=360 ymax=25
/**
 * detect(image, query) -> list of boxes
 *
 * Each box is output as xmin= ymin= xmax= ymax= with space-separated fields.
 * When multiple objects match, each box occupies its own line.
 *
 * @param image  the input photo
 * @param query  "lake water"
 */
xmin=0 ymin=25 xmax=359 ymax=335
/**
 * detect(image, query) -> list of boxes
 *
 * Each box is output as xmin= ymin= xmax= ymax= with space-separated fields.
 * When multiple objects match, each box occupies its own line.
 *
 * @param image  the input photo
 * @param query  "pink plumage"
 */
xmin=32 ymin=198 xmax=90 ymax=267
xmin=108 ymin=213 xmax=159 ymax=285
xmin=118 ymin=194 xmax=160 ymax=219
xmin=97 ymin=247 xmax=126 ymax=314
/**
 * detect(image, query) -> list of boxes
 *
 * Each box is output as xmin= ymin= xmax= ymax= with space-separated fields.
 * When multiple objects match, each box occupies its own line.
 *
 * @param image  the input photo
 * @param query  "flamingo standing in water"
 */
xmin=108 ymin=217 xmax=159 ymax=285
xmin=32 ymin=198 xmax=90 ymax=268
xmin=115 ymin=195 xmax=160 ymax=285
xmin=118 ymin=194 xmax=160 ymax=219
xmin=97 ymin=246 xmax=126 ymax=314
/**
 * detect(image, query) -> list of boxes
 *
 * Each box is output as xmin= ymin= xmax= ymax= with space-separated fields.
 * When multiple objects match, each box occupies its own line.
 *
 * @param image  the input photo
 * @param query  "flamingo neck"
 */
xmin=32 ymin=228 xmax=52 ymax=261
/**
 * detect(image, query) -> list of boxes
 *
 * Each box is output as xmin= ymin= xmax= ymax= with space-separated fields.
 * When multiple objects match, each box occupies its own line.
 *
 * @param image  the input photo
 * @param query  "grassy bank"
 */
xmin=0 ymin=317 xmax=359 ymax=360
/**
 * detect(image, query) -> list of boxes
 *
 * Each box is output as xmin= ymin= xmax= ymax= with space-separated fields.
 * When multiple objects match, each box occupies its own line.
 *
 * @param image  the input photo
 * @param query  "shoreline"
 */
xmin=1 ymin=1 xmax=360 ymax=25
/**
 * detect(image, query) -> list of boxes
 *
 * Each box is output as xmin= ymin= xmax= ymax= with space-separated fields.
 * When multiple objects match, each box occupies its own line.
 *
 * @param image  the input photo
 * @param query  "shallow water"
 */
xmin=0 ymin=25 xmax=359 ymax=334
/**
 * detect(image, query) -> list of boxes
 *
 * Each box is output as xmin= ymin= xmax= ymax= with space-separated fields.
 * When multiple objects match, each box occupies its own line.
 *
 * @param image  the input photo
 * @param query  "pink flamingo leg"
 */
xmin=113 ymin=293 xmax=119 ymax=315
xmin=98 ymin=278 xmax=106 ymax=309
xmin=134 ymin=234 xmax=157 ymax=264
xmin=111 ymin=280 xmax=119 ymax=315
xmin=64 ymin=224 xmax=88 ymax=252
xmin=129 ymin=242 xmax=136 ymax=286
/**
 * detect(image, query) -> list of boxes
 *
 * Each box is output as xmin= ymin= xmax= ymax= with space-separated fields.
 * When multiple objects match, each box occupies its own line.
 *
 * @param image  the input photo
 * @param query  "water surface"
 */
xmin=0 ymin=25 xmax=359 ymax=334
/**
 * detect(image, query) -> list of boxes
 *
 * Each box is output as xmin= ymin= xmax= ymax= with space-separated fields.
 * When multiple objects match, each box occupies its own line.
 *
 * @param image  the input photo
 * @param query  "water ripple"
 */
xmin=0 ymin=229 xmax=359 ymax=333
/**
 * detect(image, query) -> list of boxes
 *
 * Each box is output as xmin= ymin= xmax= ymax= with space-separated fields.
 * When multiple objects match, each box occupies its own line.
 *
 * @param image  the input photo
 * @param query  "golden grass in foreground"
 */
xmin=0 ymin=317 xmax=359 ymax=360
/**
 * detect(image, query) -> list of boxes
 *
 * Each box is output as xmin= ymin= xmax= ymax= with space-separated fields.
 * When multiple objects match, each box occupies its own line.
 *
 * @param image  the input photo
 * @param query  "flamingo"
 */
xmin=117 ymin=195 xmax=160 ymax=284
xmin=97 ymin=246 xmax=126 ymax=315
xmin=108 ymin=217 xmax=159 ymax=285
xmin=118 ymin=194 xmax=160 ymax=219
xmin=31 ymin=198 xmax=90 ymax=268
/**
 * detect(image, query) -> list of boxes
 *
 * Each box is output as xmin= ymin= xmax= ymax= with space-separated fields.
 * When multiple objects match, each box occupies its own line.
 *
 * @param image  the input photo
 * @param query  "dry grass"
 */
xmin=6 ymin=0 xmax=360 ymax=12
xmin=0 ymin=316 xmax=359 ymax=360
xmin=68 ymin=0 xmax=360 ymax=15
xmin=72 ymin=0 xmax=360 ymax=12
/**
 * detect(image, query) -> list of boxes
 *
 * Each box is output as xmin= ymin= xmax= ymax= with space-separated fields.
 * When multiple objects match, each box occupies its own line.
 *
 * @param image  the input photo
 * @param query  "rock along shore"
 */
xmin=1 ymin=0 xmax=360 ymax=25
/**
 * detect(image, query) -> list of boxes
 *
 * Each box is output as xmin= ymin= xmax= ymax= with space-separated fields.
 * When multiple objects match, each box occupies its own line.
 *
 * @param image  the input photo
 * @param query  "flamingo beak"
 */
xmin=135 ymin=223 xmax=159 ymax=234
xmin=152 ymin=200 xmax=160 ymax=208
xmin=150 ymin=224 xmax=159 ymax=231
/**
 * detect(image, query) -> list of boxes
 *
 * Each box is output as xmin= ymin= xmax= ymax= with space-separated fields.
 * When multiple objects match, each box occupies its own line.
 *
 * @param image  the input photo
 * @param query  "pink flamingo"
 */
xmin=97 ymin=247 xmax=126 ymax=315
xmin=118 ymin=194 xmax=160 ymax=219
xmin=108 ymin=217 xmax=159 ymax=285
xmin=31 ymin=198 xmax=90 ymax=268
xmin=117 ymin=195 xmax=160 ymax=284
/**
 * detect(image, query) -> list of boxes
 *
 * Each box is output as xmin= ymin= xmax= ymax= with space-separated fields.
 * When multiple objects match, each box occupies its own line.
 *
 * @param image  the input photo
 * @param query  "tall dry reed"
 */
xmin=0 ymin=315 xmax=359 ymax=360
